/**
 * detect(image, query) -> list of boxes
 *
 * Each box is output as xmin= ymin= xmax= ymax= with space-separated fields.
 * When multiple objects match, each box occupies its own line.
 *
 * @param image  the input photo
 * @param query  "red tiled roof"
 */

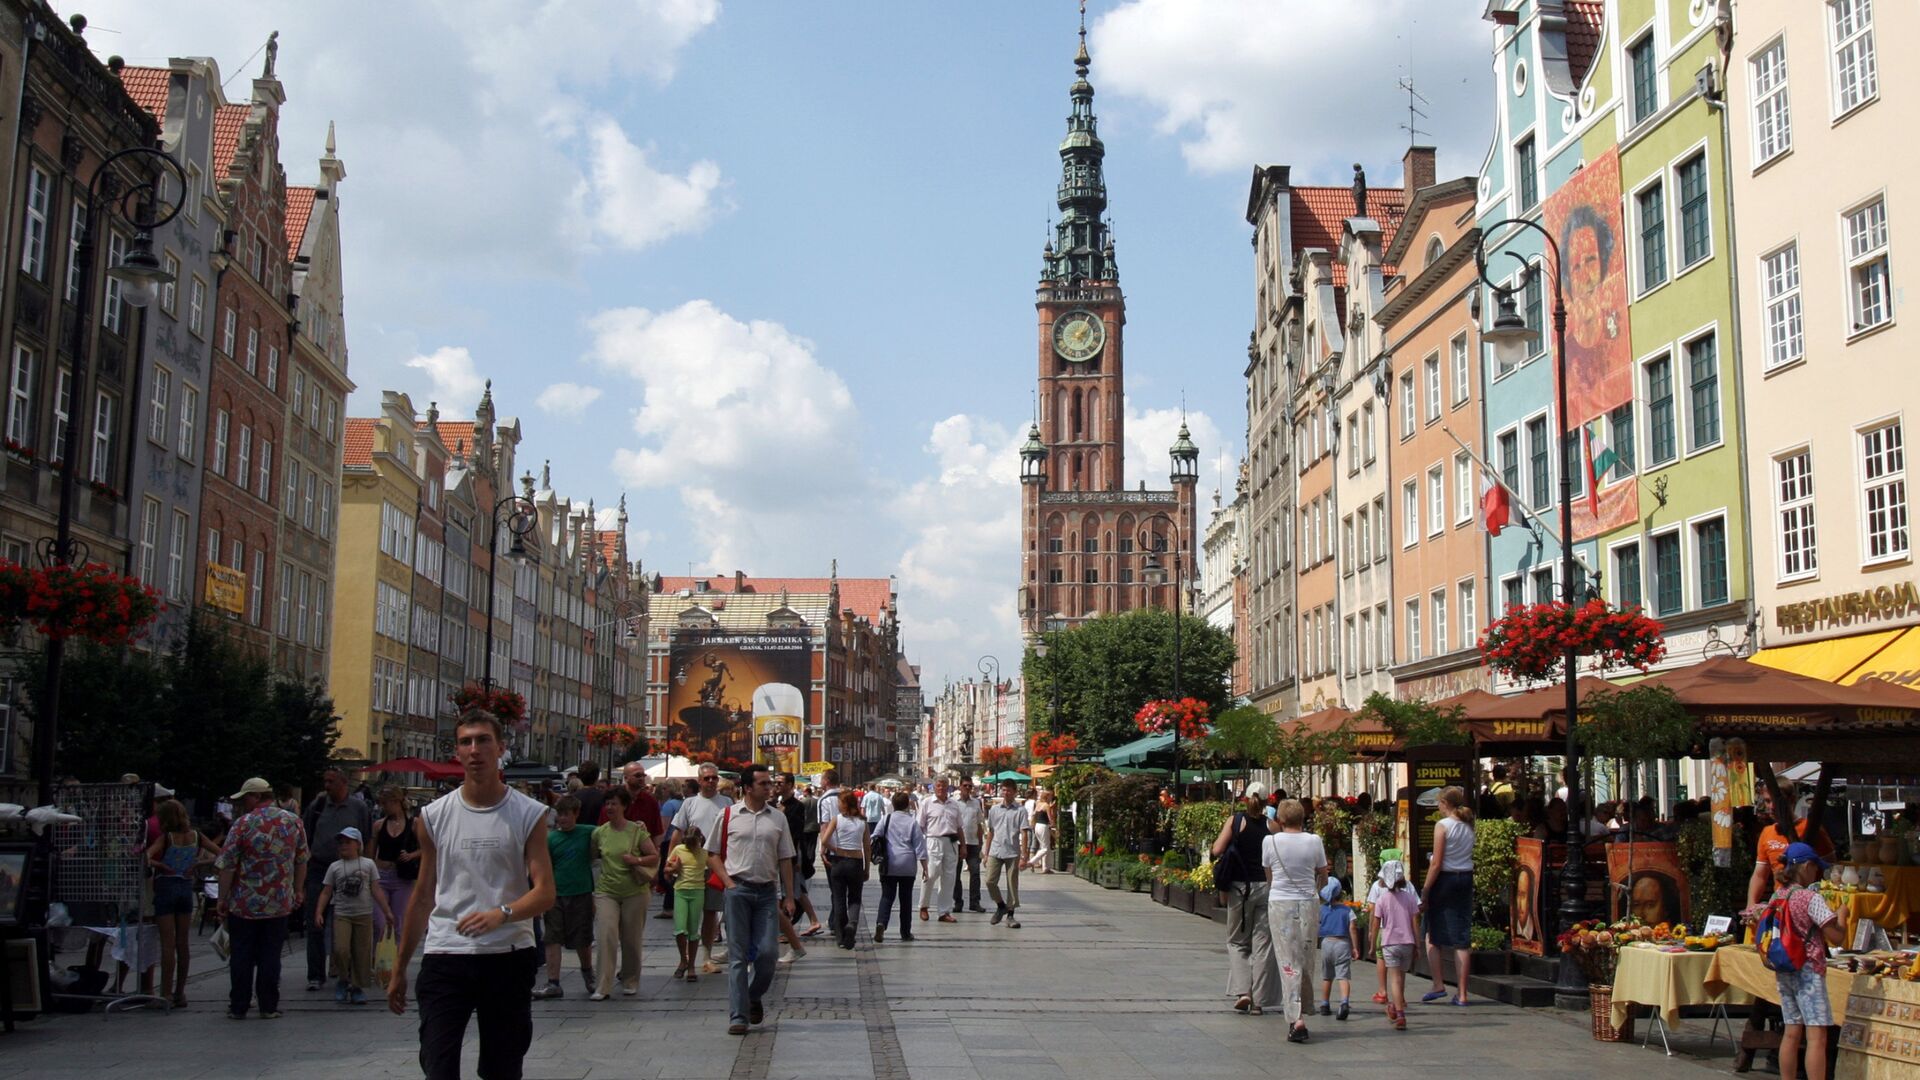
xmin=212 ymin=103 xmax=250 ymax=178
xmin=434 ymin=421 xmax=476 ymax=457
xmin=1290 ymin=185 xmax=1408 ymax=287
xmin=594 ymin=530 xmax=623 ymax=568
xmin=1565 ymin=1 xmax=1606 ymax=87
xmin=342 ymin=417 xmax=376 ymax=468
xmin=118 ymin=65 xmax=171 ymax=121
xmin=284 ymin=186 xmax=316 ymax=260
xmin=655 ymin=576 xmax=894 ymax=622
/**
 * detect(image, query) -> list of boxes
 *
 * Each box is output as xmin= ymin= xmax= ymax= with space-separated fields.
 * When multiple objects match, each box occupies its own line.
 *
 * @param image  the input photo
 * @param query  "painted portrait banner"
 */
xmin=1607 ymin=841 xmax=1691 ymax=928
xmin=1512 ymin=837 xmax=1547 ymax=956
xmin=666 ymin=632 xmax=811 ymax=769
xmin=1543 ymin=146 xmax=1639 ymax=538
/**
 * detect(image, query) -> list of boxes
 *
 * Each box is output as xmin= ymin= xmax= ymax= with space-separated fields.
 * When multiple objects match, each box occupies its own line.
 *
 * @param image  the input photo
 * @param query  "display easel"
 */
xmin=48 ymin=783 xmax=169 ymax=1015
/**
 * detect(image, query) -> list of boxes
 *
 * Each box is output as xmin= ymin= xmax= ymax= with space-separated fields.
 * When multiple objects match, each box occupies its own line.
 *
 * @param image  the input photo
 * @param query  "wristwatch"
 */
xmin=498 ymin=904 xmax=514 ymax=921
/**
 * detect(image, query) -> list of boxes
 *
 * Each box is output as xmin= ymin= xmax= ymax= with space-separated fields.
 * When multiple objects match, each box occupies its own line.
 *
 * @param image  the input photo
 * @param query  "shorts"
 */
xmin=673 ymin=888 xmax=707 ymax=939
xmin=705 ymin=884 xmax=724 ymax=910
xmin=1775 ymin=967 xmax=1833 ymax=1027
xmin=153 ymin=877 xmax=194 ymax=917
xmin=1380 ymin=944 xmax=1415 ymax=971
xmin=1319 ymin=937 xmax=1353 ymax=980
xmin=542 ymin=893 xmax=594 ymax=951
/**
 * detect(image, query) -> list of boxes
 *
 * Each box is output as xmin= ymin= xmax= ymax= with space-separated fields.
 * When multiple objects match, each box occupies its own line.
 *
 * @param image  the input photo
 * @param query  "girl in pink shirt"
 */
xmin=1371 ymin=860 xmax=1421 ymax=1030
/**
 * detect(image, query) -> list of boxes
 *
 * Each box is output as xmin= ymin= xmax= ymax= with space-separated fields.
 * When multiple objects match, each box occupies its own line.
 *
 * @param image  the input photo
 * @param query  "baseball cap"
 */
xmin=338 ymin=826 xmax=364 ymax=844
xmin=1783 ymin=841 xmax=1829 ymax=870
xmin=228 ymin=777 xmax=273 ymax=800
xmin=1244 ymin=781 xmax=1268 ymax=800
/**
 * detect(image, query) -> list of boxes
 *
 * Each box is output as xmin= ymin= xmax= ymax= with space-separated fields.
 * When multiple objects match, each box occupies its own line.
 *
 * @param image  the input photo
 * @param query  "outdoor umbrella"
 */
xmin=986 ymin=770 xmax=1032 ymax=783
xmin=366 ymin=757 xmax=463 ymax=781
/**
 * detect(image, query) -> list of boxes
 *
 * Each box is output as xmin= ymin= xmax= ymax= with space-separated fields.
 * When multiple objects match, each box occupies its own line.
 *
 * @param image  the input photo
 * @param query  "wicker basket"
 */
xmin=1589 ymin=985 xmax=1633 ymax=1042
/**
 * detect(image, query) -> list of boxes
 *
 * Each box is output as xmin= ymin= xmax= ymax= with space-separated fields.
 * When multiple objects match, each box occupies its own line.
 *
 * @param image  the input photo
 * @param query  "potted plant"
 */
xmin=1479 ymin=599 xmax=1666 ymax=683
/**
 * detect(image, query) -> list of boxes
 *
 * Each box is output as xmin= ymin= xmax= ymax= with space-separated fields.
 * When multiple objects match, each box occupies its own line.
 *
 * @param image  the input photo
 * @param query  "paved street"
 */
xmin=0 ymin=872 xmax=1747 ymax=1079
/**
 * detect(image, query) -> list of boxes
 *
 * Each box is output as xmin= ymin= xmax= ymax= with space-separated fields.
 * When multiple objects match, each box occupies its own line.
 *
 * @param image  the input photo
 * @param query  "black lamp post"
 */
xmin=1473 ymin=218 xmax=1594 ymax=1006
xmin=481 ymin=474 xmax=538 ymax=689
xmin=34 ymin=147 xmax=183 ymax=806
xmin=1137 ymin=511 xmax=1184 ymax=804
xmin=972 ymin=654 xmax=999 ymax=768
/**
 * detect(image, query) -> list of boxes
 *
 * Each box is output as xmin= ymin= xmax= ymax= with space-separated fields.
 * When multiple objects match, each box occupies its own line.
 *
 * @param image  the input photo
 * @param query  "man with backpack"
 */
xmin=1756 ymin=842 xmax=1844 ymax=1080
xmin=1211 ymin=782 xmax=1278 ymax=1014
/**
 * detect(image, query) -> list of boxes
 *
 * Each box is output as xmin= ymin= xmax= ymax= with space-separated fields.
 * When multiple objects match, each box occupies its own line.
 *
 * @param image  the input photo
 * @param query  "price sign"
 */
xmin=1703 ymin=915 xmax=1732 ymax=935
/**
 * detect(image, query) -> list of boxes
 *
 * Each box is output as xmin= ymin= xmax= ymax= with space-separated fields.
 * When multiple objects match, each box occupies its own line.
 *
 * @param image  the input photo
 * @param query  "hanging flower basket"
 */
xmin=1477 ymin=599 xmax=1666 ymax=683
xmin=1134 ymin=697 xmax=1209 ymax=740
xmin=584 ymin=723 xmax=640 ymax=749
xmin=980 ymin=745 xmax=1020 ymax=770
xmin=449 ymin=683 xmax=528 ymax=726
xmin=1029 ymin=731 xmax=1078 ymax=764
xmin=0 ymin=559 xmax=161 ymax=646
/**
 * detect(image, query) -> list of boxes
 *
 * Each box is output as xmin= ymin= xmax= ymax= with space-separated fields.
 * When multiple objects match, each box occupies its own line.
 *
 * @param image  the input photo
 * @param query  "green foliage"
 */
xmin=1022 ymin=609 xmax=1236 ymax=750
xmin=1084 ymin=772 xmax=1165 ymax=852
xmin=25 ymin=610 xmax=340 ymax=806
xmin=1172 ymin=800 xmax=1233 ymax=863
xmin=1676 ymin=817 xmax=1750 ymax=921
xmin=1311 ymin=800 xmax=1352 ymax=861
xmin=1205 ymin=704 xmax=1277 ymax=770
xmin=1577 ymin=685 xmax=1694 ymax=763
xmin=1470 ymin=926 xmax=1510 ymax=951
xmin=1355 ymin=807 xmax=1396 ymax=885
xmin=1473 ymin=819 xmax=1525 ymax=929
xmin=1359 ymin=691 xmax=1469 ymax=746
xmin=1120 ymin=860 xmax=1158 ymax=888
xmin=1268 ymin=720 xmax=1359 ymax=793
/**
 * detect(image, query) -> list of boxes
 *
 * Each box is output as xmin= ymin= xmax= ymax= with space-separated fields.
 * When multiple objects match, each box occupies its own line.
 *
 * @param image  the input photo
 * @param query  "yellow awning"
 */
xmin=1750 ymin=627 xmax=1910 ymax=684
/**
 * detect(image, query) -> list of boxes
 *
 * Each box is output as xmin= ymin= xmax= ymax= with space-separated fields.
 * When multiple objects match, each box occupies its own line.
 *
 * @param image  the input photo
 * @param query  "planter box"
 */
xmin=1208 ymin=895 xmax=1230 ymax=924
xmin=1151 ymin=879 xmax=1169 ymax=905
xmin=1128 ymin=876 xmax=1151 ymax=893
xmin=1098 ymin=864 xmax=1122 ymax=889
xmin=1170 ymin=884 xmax=1198 ymax=913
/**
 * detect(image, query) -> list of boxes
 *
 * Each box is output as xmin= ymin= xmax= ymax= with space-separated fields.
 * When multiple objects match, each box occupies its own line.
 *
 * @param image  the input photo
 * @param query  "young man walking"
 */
xmin=982 ymin=780 xmax=1028 ymax=929
xmin=671 ymin=763 xmax=735 ymax=973
xmin=387 ymin=711 xmax=555 ymax=1080
xmin=711 ymin=764 xmax=796 ymax=1036
xmin=216 ymin=776 xmax=308 ymax=1019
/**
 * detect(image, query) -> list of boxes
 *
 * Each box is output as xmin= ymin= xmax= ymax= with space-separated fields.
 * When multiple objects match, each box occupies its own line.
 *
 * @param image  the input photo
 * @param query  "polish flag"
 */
xmin=1480 ymin=473 xmax=1511 ymax=537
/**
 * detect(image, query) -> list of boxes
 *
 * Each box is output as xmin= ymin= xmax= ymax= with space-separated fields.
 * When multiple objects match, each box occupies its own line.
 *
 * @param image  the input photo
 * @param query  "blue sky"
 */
xmin=86 ymin=0 xmax=1489 ymax=690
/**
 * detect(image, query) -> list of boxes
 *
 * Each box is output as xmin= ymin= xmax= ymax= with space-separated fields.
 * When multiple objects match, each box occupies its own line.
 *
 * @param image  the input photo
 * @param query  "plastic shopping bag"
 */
xmin=210 ymin=923 xmax=232 ymax=962
xmin=372 ymin=932 xmax=398 ymax=986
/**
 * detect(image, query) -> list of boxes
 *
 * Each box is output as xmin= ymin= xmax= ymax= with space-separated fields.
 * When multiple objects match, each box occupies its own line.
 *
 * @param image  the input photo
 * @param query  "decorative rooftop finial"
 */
xmin=1352 ymin=163 xmax=1368 ymax=218
xmin=520 ymin=470 xmax=535 ymax=498
xmin=264 ymin=31 xmax=279 ymax=79
xmin=540 ymin=459 xmax=551 ymax=489
xmin=325 ymin=120 xmax=336 ymax=156
xmin=1077 ymin=0 xmax=1089 ymax=74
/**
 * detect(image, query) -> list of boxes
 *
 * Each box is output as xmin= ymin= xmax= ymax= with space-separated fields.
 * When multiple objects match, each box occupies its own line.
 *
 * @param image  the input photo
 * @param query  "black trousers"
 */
xmin=825 ymin=855 xmax=867 ymax=947
xmin=952 ymin=843 xmax=982 ymax=910
xmin=418 ymin=949 xmax=539 ymax=1080
xmin=877 ymin=874 xmax=914 ymax=932
xmin=226 ymin=914 xmax=288 ymax=1016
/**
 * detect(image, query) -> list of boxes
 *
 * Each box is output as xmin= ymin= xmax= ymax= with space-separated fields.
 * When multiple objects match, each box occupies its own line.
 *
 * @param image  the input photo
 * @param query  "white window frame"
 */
xmin=1672 ymin=145 xmax=1715 ymax=274
xmin=88 ymin=392 xmax=112 ymax=483
xmin=167 ymin=510 xmax=188 ymax=600
xmin=139 ymin=498 xmax=160 ymax=584
xmin=1362 ymin=402 xmax=1376 ymax=463
xmin=1642 ymin=349 xmax=1679 ymax=468
xmin=221 ymin=308 xmax=236 ymax=357
xmin=1450 ymin=333 xmax=1470 ymax=405
xmin=147 ymin=366 xmax=170 ymax=445
xmin=1690 ymin=510 xmax=1732 ymax=609
xmin=1454 ymin=451 xmax=1473 ymax=526
xmin=1828 ymin=0 xmax=1878 ymax=120
xmin=1843 ymin=196 xmax=1892 ymax=336
xmin=1775 ymin=447 xmax=1819 ymax=582
xmin=188 ymin=277 xmax=206 ymax=337
xmin=250 ymin=551 xmax=265 ymax=625
xmin=1427 ymin=464 xmax=1445 ymax=538
xmin=1859 ymin=418 xmax=1909 ymax=566
xmin=1405 ymin=599 xmax=1422 ymax=663
xmin=6 ymin=345 xmax=32 ymax=446
xmin=177 ymin=384 xmax=198 ymax=462
xmin=103 ymin=232 xmax=127 ymax=332
xmin=64 ymin=201 xmax=85 ymax=302
xmin=1431 ymin=589 xmax=1449 ymax=656
xmin=160 ymin=252 xmax=179 ymax=315
xmin=212 ymin=409 xmax=229 ymax=476
xmin=1399 ymin=372 xmax=1415 ymax=439
xmin=1682 ymin=325 xmax=1724 ymax=456
xmin=236 ymin=425 xmax=252 ymax=487
xmin=20 ymin=166 xmax=48 ymax=279
xmin=257 ymin=439 xmax=272 ymax=501
xmin=1376 ymin=602 xmax=1391 ymax=668
xmin=1749 ymin=37 xmax=1792 ymax=166
xmin=1401 ymin=479 xmax=1419 ymax=547
xmin=1458 ymin=578 xmax=1477 ymax=646
xmin=244 ymin=326 xmax=258 ymax=375
xmin=1424 ymin=353 xmax=1442 ymax=421
xmin=51 ymin=369 xmax=69 ymax=459
xmin=1649 ymin=524 xmax=1687 ymax=618
xmin=1760 ymin=241 xmax=1805 ymax=370
xmin=265 ymin=345 xmax=279 ymax=392
xmin=1632 ymin=173 xmax=1671 ymax=297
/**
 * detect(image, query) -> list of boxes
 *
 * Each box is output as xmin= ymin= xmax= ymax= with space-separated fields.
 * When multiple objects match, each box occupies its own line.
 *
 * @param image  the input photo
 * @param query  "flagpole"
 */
xmin=1437 ymin=423 xmax=1597 ymax=579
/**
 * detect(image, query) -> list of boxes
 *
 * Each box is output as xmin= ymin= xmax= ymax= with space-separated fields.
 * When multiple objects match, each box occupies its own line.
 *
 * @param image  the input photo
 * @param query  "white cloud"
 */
xmin=1095 ymin=0 xmax=1489 ymax=180
xmin=404 ymin=346 xmax=486 ymax=417
xmin=590 ymin=299 xmax=861 ymax=572
xmin=1123 ymin=401 xmax=1232 ymax=498
xmin=584 ymin=119 xmax=726 ymax=250
xmin=536 ymin=381 xmax=605 ymax=417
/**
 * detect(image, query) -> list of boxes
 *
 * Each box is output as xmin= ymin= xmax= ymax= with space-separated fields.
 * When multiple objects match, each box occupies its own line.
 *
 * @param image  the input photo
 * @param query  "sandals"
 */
xmin=1248 ymin=1004 xmax=1264 ymax=1016
xmin=1233 ymin=995 xmax=1252 ymax=1014
xmin=672 ymin=964 xmax=687 ymax=980
xmin=1420 ymin=989 xmax=1449 ymax=1003
xmin=801 ymin=925 xmax=825 ymax=938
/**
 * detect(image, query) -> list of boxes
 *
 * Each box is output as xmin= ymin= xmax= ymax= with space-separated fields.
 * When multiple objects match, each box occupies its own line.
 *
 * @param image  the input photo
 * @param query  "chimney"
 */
xmin=1403 ymin=145 xmax=1437 ymax=202
xmin=734 ymin=569 xmax=748 ymax=593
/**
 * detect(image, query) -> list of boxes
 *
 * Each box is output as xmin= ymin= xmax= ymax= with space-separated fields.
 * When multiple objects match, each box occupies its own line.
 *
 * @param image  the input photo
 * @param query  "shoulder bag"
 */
xmin=870 ymin=812 xmax=892 ymax=867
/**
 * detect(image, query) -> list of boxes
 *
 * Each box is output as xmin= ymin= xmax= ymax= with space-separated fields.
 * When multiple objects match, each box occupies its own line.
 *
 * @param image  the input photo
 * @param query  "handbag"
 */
xmin=705 ymin=807 xmax=732 ymax=891
xmin=870 ymin=812 xmax=892 ymax=867
xmin=626 ymin=828 xmax=658 ymax=889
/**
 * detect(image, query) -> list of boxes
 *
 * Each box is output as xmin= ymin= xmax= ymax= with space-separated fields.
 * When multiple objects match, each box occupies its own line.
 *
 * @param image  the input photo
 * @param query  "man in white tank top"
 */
xmin=387 ymin=711 xmax=555 ymax=1080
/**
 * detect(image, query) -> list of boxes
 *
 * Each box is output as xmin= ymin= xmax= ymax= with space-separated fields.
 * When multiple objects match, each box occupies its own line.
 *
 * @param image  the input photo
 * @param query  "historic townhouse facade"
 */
xmin=1378 ymin=166 xmax=1488 ymax=701
xmin=330 ymin=394 xmax=422 ymax=762
xmin=118 ymin=59 xmax=223 ymax=648
xmin=1242 ymin=167 xmax=1300 ymax=721
xmin=1734 ymin=1 xmax=1920 ymax=679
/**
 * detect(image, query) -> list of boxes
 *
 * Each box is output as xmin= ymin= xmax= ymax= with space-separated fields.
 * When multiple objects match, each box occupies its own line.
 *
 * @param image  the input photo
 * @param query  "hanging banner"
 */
xmin=1512 ymin=837 xmax=1548 ymax=956
xmin=204 ymin=563 xmax=245 ymax=614
xmin=1607 ymin=841 xmax=1691 ymax=927
xmin=665 ymin=631 xmax=811 ymax=768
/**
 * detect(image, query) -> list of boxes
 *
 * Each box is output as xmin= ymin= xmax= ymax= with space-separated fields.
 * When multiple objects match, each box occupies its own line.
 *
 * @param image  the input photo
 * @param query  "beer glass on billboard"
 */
xmin=753 ymin=683 xmax=804 ymax=775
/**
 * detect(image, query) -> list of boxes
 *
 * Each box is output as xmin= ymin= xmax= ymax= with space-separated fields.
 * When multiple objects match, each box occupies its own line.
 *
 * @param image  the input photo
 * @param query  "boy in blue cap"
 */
xmin=1317 ymin=878 xmax=1360 ymax=1019
xmin=1768 ymin=841 xmax=1844 ymax=1080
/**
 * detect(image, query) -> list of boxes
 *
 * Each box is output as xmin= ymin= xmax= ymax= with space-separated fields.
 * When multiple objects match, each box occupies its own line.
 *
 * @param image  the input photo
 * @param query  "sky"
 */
xmin=83 ymin=0 xmax=1491 ymax=693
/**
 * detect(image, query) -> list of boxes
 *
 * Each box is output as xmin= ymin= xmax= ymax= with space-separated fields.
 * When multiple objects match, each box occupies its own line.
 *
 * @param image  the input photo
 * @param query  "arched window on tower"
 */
xmin=1089 ymin=455 xmax=1101 ymax=489
xmin=1071 ymin=389 xmax=1083 ymax=440
xmin=1087 ymin=390 xmax=1100 ymax=441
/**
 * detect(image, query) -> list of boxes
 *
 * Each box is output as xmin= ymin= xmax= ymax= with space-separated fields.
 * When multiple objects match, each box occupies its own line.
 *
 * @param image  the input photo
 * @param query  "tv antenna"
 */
xmin=1397 ymin=76 xmax=1431 ymax=146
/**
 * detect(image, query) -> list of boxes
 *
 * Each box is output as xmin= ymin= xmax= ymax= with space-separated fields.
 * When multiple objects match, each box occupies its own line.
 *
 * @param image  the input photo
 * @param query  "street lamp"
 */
xmin=1137 ymin=511 xmax=1184 ymax=804
xmin=33 ymin=147 xmax=183 ymax=806
xmin=481 ymin=474 xmax=539 ymax=689
xmin=971 ymin=654 xmax=999 ymax=767
xmin=1473 ymin=218 xmax=1593 ymax=1006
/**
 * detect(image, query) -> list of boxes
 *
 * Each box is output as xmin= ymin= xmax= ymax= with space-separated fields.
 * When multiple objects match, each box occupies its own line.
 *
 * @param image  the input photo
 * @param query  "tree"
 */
xmin=1023 ymin=608 xmax=1235 ymax=751
xmin=1205 ymin=704 xmax=1278 ymax=773
xmin=1357 ymin=691 xmax=1469 ymax=746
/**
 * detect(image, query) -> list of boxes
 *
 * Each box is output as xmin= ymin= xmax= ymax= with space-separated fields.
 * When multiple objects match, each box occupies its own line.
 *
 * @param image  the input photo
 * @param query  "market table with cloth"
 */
xmin=1839 ymin=867 xmax=1920 ymax=943
xmin=1610 ymin=944 xmax=1755 ymax=1033
xmin=1704 ymin=945 xmax=1920 ymax=1078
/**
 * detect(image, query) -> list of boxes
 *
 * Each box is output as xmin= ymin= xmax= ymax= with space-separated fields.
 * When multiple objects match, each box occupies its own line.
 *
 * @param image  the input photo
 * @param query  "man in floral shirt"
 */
xmin=217 ymin=776 xmax=309 ymax=1020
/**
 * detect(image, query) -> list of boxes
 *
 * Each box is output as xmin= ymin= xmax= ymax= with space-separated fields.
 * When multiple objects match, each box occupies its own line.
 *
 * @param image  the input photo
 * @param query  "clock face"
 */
xmin=1052 ymin=311 xmax=1105 ymax=362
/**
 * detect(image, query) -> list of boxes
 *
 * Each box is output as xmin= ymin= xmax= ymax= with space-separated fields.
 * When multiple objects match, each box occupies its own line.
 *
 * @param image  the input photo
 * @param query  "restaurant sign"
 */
xmin=1775 ymin=581 xmax=1919 ymax=635
xmin=205 ymin=563 xmax=245 ymax=614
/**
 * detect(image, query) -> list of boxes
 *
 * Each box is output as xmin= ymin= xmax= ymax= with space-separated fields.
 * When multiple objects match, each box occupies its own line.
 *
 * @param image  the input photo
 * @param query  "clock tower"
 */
xmin=1019 ymin=11 xmax=1199 ymax=639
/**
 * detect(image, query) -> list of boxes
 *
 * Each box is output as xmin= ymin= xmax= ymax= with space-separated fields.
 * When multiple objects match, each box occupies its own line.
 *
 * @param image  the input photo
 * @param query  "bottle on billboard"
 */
xmin=752 ymin=683 xmax=804 ymax=775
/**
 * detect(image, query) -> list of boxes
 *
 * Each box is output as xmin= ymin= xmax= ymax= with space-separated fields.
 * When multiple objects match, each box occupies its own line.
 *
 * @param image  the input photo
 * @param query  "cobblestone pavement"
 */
xmin=0 ymin=872 xmax=1744 ymax=1078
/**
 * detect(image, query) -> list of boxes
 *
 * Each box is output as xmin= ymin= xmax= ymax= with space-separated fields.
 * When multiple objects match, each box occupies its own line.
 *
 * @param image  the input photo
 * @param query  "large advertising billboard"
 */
xmin=666 ymin=632 xmax=811 ymax=769
xmin=1542 ymin=145 xmax=1639 ymax=539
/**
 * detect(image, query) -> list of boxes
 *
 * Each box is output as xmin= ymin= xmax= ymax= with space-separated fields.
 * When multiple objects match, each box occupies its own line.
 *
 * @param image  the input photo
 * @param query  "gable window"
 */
xmin=1776 ymin=450 xmax=1818 ymax=580
xmin=1630 ymin=34 xmax=1659 ymax=125
xmin=1861 ymin=421 xmax=1908 ymax=563
xmin=1761 ymin=244 xmax=1805 ymax=368
xmin=1646 ymin=354 xmax=1677 ymax=466
xmin=1678 ymin=154 xmax=1711 ymax=268
xmin=1845 ymin=198 xmax=1892 ymax=333
xmin=1750 ymin=40 xmax=1792 ymax=164
xmin=1829 ymin=0 xmax=1878 ymax=117
xmin=1687 ymin=334 xmax=1721 ymax=451
xmin=1515 ymin=135 xmax=1538 ymax=212
xmin=1637 ymin=182 xmax=1668 ymax=291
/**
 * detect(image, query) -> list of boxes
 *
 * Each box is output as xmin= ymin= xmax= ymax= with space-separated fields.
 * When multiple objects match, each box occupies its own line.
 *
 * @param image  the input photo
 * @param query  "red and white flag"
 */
xmin=1480 ymin=472 xmax=1511 ymax=537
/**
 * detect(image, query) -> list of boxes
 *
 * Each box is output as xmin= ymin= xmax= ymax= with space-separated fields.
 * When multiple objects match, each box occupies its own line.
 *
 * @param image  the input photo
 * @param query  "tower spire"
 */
xmin=1045 ymin=0 xmax=1116 ymax=285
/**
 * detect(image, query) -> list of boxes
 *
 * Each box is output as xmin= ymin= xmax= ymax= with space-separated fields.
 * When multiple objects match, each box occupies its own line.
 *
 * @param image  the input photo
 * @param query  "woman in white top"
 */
xmin=1421 ymin=785 xmax=1476 ymax=1006
xmin=818 ymin=790 xmax=871 ymax=950
xmin=1026 ymin=788 xmax=1056 ymax=873
xmin=1261 ymin=798 xmax=1329 ymax=1041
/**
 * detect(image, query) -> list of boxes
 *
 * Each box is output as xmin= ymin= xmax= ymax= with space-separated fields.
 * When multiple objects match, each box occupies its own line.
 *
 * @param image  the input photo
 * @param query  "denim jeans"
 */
xmin=877 ymin=875 xmax=914 ymax=932
xmin=226 ymin=914 xmax=289 ymax=1016
xmin=722 ymin=881 xmax=780 ymax=1025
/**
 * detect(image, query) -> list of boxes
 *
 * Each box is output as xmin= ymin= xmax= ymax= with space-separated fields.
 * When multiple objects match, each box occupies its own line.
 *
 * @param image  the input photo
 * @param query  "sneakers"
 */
xmin=1337 ymin=1000 xmax=1350 ymax=1021
xmin=589 ymin=991 xmax=610 ymax=1002
xmin=1317 ymin=1002 xmax=1331 ymax=1016
xmin=307 ymin=978 xmax=323 ymax=992
xmin=1005 ymin=916 xmax=1021 ymax=929
xmin=261 ymin=1010 xmax=283 ymax=1020
xmin=1371 ymin=991 xmax=1388 ymax=1004
xmin=532 ymin=981 xmax=564 ymax=1000
xmin=334 ymin=982 xmax=349 ymax=1005
xmin=621 ymin=984 xmax=639 ymax=997
xmin=350 ymin=989 xmax=368 ymax=1006
xmin=1286 ymin=1024 xmax=1310 ymax=1044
